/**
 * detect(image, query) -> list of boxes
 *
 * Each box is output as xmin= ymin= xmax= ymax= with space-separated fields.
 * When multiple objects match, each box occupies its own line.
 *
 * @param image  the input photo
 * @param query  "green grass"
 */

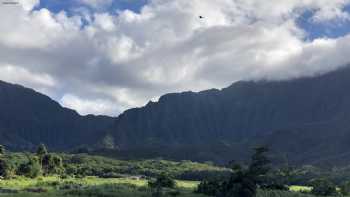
xmin=257 ymin=190 xmax=315 ymax=197
xmin=0 ymin=176 xmax=202 ymax=197
xmin=289 ymin=185 xmax=312 ymax=192
xmin=0 ymin=176 xmax=342 ymax=197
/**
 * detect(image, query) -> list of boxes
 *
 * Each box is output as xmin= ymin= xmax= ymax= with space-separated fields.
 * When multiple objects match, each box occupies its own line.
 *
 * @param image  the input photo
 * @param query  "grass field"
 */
xmin=0 ymin=176 xmax=205 ymax=197
xmin=289 ymin=185 xmax=312 ymax=192
xmin=0 ymin=176 xmax=333 ymax=197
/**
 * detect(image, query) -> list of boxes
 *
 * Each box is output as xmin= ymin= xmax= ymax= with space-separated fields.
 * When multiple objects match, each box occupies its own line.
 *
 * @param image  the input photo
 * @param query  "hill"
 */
xmin=110 ymin=66 xmax=350 ymax=165
xmin=0 ymin=80 xmax=114 ymax=150
xmin=3 ymin=66 xmax=350 ymax=165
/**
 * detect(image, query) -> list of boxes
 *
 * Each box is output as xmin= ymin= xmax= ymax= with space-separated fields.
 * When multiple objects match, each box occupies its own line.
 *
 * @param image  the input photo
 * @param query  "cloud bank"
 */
xmin=1 ymin=0 xmax=350 ymax=116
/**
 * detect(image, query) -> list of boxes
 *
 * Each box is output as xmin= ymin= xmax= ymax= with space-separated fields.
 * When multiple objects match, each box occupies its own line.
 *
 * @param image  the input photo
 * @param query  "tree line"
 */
xmin=0 ymin=144 xmax=63 ymax=179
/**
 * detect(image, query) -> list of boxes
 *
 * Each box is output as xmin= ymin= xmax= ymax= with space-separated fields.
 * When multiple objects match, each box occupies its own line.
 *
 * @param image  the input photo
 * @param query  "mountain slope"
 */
xmin=110 ymin=66 xmax=350 ymax=165
xmin=3 ymin=66 xmax=350 ymax=165
xmin=0 ymin=80 xmax=114 ymax=150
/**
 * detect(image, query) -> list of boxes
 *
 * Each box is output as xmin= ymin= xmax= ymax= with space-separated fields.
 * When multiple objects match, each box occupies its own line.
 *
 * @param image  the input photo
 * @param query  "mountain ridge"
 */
xmin=3 ymin=66 xmax=350 ymax=165
xmin=109 ymin=65 xmax=350 ymax=165
xmin=0 ymin=80 xmax=114 ymax=150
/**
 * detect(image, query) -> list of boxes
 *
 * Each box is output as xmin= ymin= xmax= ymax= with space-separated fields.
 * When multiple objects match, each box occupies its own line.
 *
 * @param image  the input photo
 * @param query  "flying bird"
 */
xmin=199 ymin=16 xmax=204 ymax=19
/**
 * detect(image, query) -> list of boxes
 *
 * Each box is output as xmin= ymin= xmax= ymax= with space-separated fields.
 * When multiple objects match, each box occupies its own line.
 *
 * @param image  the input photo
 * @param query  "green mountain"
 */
xmin=0 ymin=80 xmax=114 ymax=150
xmin=3 ymin=66 xmax=350 ymax=165
xmin=110 ymin=66 xmax=350 ymax=165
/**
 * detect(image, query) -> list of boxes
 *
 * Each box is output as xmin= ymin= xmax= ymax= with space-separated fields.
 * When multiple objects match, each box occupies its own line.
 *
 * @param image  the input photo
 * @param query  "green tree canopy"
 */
xmin=42 ymin=154 xmax=63 ymax=175
xmin=0 ymin=145 xmax=4 ymax=155
xmin=17 ymin=156 xmax=42 ymax=178
xmin=36 ymin=144 xmax=48 ymax=157
xmin=149 ymin=173 xmax=176 ymax=197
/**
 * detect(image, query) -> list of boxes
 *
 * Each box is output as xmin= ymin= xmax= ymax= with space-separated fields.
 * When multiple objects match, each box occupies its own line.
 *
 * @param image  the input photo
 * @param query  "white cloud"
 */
xmin=1 ymin=0 xmax=350 ymax=115
xmin=61 ymin=94 xmax=119 ymax=115
xmin=17 ymin=0 xmax=39 ymax=11
xmin=0 ymin=64 xmax=57 ymax=96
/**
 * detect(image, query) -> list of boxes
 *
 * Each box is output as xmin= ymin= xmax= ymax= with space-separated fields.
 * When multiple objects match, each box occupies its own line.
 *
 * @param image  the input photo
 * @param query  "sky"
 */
xmin=1 ymin=0 xmax=350 ymax=116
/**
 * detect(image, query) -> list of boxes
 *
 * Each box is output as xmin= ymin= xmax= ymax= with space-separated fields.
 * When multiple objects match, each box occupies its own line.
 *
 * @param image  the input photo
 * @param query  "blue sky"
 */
xmin=36 ymin=0 xmax=148 ymax=14
xmin=297 ymin=6 xmax=350 ymax=40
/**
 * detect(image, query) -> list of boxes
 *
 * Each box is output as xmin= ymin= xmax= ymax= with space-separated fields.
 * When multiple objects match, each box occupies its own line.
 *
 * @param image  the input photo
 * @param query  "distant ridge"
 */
xmin=109 ymin=65 xmax=350 ymax=165
xmin=3 ymin=66 xmax=350 ymax=165
xmin=0 ymin=80 xmax=114 ymax=150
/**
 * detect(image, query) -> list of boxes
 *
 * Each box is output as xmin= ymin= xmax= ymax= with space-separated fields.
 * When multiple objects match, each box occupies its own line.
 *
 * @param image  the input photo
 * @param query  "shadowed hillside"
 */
xmin=3 ymin=66 xmax=350 ymax=165
xmin=110 ymin=66 xmax=350 ymax=165
xmin=0 ymin=80 xmax=114 ymax=150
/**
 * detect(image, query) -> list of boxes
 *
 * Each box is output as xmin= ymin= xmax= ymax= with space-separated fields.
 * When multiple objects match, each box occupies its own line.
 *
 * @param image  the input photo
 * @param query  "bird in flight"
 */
xmin=199 ymin=16 xmax=204 ymax=19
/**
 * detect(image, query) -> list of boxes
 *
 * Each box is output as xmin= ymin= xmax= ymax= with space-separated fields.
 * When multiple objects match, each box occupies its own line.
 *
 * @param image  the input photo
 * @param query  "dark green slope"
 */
xmin=111 ymin=66 xmax=350 ymax=164
xmin=0 ymin=80 xmax=114 ymax=150
xmin=3 ymin=66 xmax=350 ymax=165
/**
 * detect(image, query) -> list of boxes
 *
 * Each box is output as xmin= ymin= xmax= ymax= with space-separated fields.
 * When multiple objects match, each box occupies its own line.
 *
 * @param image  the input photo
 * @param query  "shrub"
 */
xmin=149 ymin=173 xmax=176 ymax=197
xmin=36 ymin=144 xmax=48 ymax=157
xmin=340 ymin=181 xmax=350 ymax=195
xmin=196 ymin=180 xmax=221 ymax=196
xmin=17 ymin=156 xmax=42 ymax=178
xmin=310 ymin=178 xmax=337 ymax=196
xmin=42 ymin=154 xmax=64 ymax=175
xmin=0 ymin=145 xmax=5 ymax=155
xmin=0 ymin=159 xmax=15 ymax=179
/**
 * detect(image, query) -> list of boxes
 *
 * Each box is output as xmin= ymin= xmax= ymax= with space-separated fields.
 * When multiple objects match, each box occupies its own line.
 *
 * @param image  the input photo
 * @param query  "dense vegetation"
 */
xmin=1 ymin=144 xmax=350 ymax=197
xmin=0 ymin=144 xmax=227 ymax=180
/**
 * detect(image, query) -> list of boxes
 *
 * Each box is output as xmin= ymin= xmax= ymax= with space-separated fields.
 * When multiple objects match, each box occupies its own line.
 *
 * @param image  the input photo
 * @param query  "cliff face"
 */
xmin=110 ymin=66 xmax=350 ymax=164
xmin=0 ymin=80 xmax=114 ymax=150
xmin=3 ymin=65 xmax=350 ymax=165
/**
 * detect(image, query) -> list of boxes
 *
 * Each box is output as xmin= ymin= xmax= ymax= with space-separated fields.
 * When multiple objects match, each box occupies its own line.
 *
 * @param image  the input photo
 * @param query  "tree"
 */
xmin=219 ymin=169 xmax=257 ymax=197
xmin=248 ymin=146 xmax=271 ymax=185
xmin=310 ymin=178 xmax=337 ymax=196
xmin=149 ymin=173 xmax=176 ymax=197
xmin=0 ymin=159 xmax=15 ymax=179
xmin=197 ymin=146 xmax=271 ymax=197
xmin=0 ymin=145 xmax=5 ymax=155
xmin=340 ymin=181 xmax=350 ymax=196
xmin=42 ymin=154 xmax=63 ymax=175
xmin=36 ymin=144 xmax=48 ymax=157
xmin=196 ymin=180 xmax=221 ymax=196
xmin=17 ymin=156 xmax=42 ymax=178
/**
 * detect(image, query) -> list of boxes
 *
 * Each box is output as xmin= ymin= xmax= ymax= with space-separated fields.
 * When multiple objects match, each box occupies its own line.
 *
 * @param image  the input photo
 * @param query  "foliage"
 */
xmin=248 ymin=146 xmax=271 ymax=185
xmin=310 ymin=178 xmax=337 ymax=196
xmin=42 ymin=154 xmax=64 ymax=175
xmin=149 ymin=173 xmax=176 ymax=197
xmin=196 ymin=180 xmax=221 ymax=196
xmin=196 ymin=146 xmax=272 ymax=197
xmin=0 ymin=145 xmax=5 ymax=155
xmin=340 ymin=181 xmax=350 ymax=195
xmin=17 ymin=156 xmax=42 ymax=178
xmin=36 ymin=144 xmax=48 ymax=157
xmin=0 ymin=159 xmax=15 ymax=179
xmin=149 ymin=173 xmax=176 ymax=189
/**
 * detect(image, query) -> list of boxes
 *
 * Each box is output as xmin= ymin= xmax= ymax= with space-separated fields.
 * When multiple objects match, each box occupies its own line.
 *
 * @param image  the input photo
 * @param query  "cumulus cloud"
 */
xmin=61 ymin=94 xmax=119 ymax=115
xmin=1 ymin=0 xmax=350 ymax=115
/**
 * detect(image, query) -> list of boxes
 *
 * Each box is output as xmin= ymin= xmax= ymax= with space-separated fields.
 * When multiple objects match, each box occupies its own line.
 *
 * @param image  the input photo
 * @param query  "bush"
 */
xmin=196 ymin=180 xmax=221 ymax=196
xmin=42 ymin=154 xmax=64 ymax=175
xmin=310 ymin=178 xmax=337 ymax=196
xmin=340 ymin=181 xmax=350 ymax=195
xmin=17 ymin=157 xmax=42 ymax=178
xmin=0 ymin=159 xmax=15 ymax=179
xmin=149 ymin=173 xmax=176 ymax=197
